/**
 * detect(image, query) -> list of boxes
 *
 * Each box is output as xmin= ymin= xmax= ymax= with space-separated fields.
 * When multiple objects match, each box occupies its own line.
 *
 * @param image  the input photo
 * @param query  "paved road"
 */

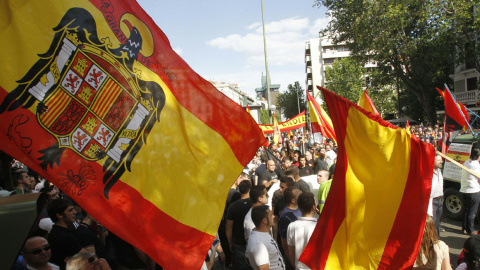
xmin=440 ymin=216 xmax=474 ymax=268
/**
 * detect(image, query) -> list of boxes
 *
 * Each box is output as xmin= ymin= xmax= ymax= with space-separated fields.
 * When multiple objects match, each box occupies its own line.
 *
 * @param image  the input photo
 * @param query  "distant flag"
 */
xmin=406 ymin=120 xmax=411 ymax=135
xmin=357 ymin=89 xmax=380 ymax=115
xmin=439 ymin=118 xmax=449 ymax=155
xmin=0 ymin=1 xmax=266 ymax=269
xmin=307 ymin=91 xmax=337 ymax=143
xmin=300 ymin=87 xmax=435 ymax=270
xmin=246 ymin=104 xmax=253 ymax=117
xmin=437 ymin=87 xmax=470 ymax=133
xmin=273 ymin=113 xmax=282 ymax=145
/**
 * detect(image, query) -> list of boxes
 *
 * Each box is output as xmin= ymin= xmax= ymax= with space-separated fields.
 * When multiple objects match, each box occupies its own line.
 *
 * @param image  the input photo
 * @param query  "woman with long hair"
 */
xmin=413 ymin=215 xmax=452 ymax=269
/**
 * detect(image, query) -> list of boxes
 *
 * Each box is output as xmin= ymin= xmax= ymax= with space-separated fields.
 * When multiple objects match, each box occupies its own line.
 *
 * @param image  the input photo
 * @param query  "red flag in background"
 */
xmin=307 ymin=91 xmax=337 ymax=143
xmin=300 ymin=87 xmax=435 ymax=269
xmin=0 ymin=1 xmax=266 ymax=269
xmin=437 ymin=87 xmax=469 ymax=133
xmin=357 ymin=89 xmax=379 ymax=115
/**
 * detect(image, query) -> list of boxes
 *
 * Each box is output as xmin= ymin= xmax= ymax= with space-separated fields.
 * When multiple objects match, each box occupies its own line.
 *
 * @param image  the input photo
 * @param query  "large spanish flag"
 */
xmin=300 ymin=87 xmax=435 ymax=269
xmin=0 ymin=1 xmax=265 ymax=269
xmin=307 ymin=91 xmax=336 ymax=143
xmin=357 ymin=89 xmax=379 ymax=115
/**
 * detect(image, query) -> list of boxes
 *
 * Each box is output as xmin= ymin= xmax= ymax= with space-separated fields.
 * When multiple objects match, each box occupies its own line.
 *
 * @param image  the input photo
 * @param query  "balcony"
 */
xmin=305 ymin=55 xmax=311 ymax=65
xmin=454 ymin=90 xmax=480 ymax=105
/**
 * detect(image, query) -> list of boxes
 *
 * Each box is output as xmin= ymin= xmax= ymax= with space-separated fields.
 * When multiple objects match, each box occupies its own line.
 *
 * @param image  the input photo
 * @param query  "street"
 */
xmin=440 ymin=216 xmax=473 ymax=268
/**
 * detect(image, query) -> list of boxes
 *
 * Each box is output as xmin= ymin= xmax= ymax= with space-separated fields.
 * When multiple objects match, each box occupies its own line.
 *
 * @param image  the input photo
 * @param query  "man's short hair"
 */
xmin=250 ymin=185 xmax=266 ymax=204
xmin=285 ymin=166 xmax=299 ymax=177
xmin=12 ymin=172 xmax=26 ymax=186
xmin=279 ymin=176 xmax=294 ymax=187
xmin=47 ymin=199 xmax=72 ymax=223
xmin=238 ymin=180 xmax=252 ymax=195
xmin=251 ymin=204 xmax=269 ymax=227
xmin=298 ymin=191 xmax=316 ymax=215
xmin=283 ymin=187 xmax=300 ymax=204
xmin=260 ymin=154 xmax=267 ymax=163
xmin=294 ymin=150 xmax=302 ymax=156
xmin=282 ymin=156 xmax=292 ymax=162
xmin=299 ymin=154 xmax=306 ymax=160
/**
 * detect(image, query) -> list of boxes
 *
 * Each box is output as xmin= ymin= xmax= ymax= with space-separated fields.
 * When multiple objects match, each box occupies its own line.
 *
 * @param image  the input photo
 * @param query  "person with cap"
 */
xmin=456 ymin=234 xmax=480 ymax=270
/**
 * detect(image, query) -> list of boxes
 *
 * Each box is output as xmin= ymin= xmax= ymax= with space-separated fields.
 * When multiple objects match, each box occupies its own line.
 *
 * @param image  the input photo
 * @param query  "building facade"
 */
xmin=305 ymin=33 xmax=376 ymax=101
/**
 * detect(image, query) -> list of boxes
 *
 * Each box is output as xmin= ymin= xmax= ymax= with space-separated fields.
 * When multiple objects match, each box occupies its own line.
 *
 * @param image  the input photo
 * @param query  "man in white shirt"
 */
xmin=246 ymin=205 xmax=285 ymax=270
xmin=325 ymin=143 xmax=337 ymax=167
xmin=287 ymin=191 xmax=317 ymax=270
xmin=244 ymin=185 xmax=269 ymax=242
xmin=430 ymin=155 xmax=444 ymax=236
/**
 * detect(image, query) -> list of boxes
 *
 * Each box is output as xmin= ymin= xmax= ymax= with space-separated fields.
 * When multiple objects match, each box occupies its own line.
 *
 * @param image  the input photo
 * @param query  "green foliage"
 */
xmin=277 ymin=82 xmax=307 ymax=119
xmin=260 ymin=109 xmax=270 ymax=125
xmin=314 ymin=0 xmax=465 ymax=124
xmin=324 ymin=57 xmax=364 ymax=102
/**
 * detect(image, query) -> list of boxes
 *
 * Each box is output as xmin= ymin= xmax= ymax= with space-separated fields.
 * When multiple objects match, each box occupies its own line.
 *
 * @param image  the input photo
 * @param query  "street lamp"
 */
xmin=270 ymin=104 xmax=276 ymax=124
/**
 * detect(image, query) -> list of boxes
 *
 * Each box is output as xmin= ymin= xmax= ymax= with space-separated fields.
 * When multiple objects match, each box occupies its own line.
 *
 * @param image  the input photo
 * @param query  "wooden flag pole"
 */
xmin=436 ymin=150 xmax=480 ymax=179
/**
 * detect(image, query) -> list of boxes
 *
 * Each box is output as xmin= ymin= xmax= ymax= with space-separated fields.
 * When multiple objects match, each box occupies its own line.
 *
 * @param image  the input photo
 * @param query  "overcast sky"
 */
xmin=137 ymin=0 xmax=330 ymax=97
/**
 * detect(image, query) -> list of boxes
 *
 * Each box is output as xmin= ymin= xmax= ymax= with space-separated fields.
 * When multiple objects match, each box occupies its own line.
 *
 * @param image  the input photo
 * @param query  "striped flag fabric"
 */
xmin=0 ymin=1 xmax=266 ymax=269
xmin=273 ymin=113 xmax=282 ymax=145
xmin=357 ymin=89 xmax=379 ymax=115
xmin=406 ymin=120 xmax=411 ymax=135
xmin=307 ymin=90 xmax=337 ymax=143
xmin=246 ymin=104 xmax=253 ymax=117
xmin=300 ymin=87 xmax=435 ymax=270
xmin=437 ymin=87 xmax=470 ymax=133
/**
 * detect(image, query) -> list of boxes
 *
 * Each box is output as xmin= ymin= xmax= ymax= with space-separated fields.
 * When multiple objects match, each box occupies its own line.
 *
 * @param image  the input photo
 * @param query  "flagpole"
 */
xmin=444 ymin=84 xmax=476 ymax=135
xmin=261 ymin=0 xmax=272 ymax=124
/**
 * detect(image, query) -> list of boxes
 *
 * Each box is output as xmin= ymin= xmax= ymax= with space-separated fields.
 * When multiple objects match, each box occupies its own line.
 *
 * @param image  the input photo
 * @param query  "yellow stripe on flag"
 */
xmin=325 ymin=107 xmax=411 ymax=269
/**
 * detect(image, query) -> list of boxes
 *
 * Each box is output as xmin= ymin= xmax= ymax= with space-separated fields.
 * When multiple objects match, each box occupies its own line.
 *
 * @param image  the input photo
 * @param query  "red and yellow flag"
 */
xmin=300 ymin=87 xmax=435 ymax=269
xmin=246 ymin=104 xmax=253 ymax=117
xmin=406 ymin=120 xmax=411 ymax=135
xmin=0 ymin=1 xmax=265 ymax=269
xmin=259 ymin=110 xmax=306 ymax=134
xmin=307 ymin=91 xmax=336 ymax=143
xmin=437 ymin=87 xmax=470 ymax=132
xmin=357 ymin=89 xmax=379 ymax=115
xmin=273 ymin=113 xmax=282 ymax=145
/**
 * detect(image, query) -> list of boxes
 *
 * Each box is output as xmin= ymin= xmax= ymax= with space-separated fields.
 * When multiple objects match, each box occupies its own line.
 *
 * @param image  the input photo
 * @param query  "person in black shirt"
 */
xmin=226 ymin=180 xmax=253 ymax=270
xmin=298 ymin=155 xmax=314 ymax=177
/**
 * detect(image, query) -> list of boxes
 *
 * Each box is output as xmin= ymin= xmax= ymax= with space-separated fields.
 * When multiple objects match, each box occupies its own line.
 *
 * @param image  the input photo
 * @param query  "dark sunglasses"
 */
xmin=23 ymin=244 xmax=51 ymax=255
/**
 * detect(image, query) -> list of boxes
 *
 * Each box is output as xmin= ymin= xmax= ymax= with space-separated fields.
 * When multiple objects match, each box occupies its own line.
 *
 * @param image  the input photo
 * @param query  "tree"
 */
xmin=260 ymin=109 xmax=270 ymax=125
xmin=277 ymin=82 xmax=306 ymax=119
xmin=324 ymin=57 xmax=364 ymax=102
xmin=315 ymin=0 xmax=458 ymax=124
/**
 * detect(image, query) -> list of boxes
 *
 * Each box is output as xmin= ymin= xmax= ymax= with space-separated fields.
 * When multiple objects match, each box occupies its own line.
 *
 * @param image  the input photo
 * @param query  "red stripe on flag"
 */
xmin=300 ymin=89 xmax=350 ymax=269
xmin=378 ymin=136 xmax=434 ymax=269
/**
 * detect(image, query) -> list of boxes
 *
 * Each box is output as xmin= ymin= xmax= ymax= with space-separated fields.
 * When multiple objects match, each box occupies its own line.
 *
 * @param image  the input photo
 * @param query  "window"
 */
xmin=467 ymin=77 xmax=478 ymax=91
xmin=324 ymin=59 xmax=335 ymax=65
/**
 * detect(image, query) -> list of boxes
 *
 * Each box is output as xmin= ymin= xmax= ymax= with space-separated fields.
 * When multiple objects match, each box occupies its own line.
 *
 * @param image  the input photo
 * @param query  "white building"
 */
xmin=209 ymin=80 xmax=262 ymax=123
xmin=305 ymin=33 xmax=376 ymax=100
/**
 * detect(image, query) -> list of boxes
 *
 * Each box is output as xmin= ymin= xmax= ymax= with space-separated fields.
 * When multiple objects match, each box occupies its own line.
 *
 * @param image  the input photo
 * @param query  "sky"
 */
xmin=136 ymin=0 xmax=330 ymax=97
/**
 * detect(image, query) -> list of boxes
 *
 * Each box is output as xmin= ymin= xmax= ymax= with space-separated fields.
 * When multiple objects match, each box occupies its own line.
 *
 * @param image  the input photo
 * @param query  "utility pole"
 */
xmin=261 ymin=0 xmax=272 ymax=124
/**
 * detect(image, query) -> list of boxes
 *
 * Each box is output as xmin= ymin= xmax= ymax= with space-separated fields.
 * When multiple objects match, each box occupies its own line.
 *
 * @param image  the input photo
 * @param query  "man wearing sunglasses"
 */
xmin=21 ymin=236 xmax=60 ymax=270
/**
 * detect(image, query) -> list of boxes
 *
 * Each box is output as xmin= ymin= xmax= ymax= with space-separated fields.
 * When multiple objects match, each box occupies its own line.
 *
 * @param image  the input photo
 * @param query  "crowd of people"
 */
xmin=2 ymin=123 xmax=480 ymax=270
